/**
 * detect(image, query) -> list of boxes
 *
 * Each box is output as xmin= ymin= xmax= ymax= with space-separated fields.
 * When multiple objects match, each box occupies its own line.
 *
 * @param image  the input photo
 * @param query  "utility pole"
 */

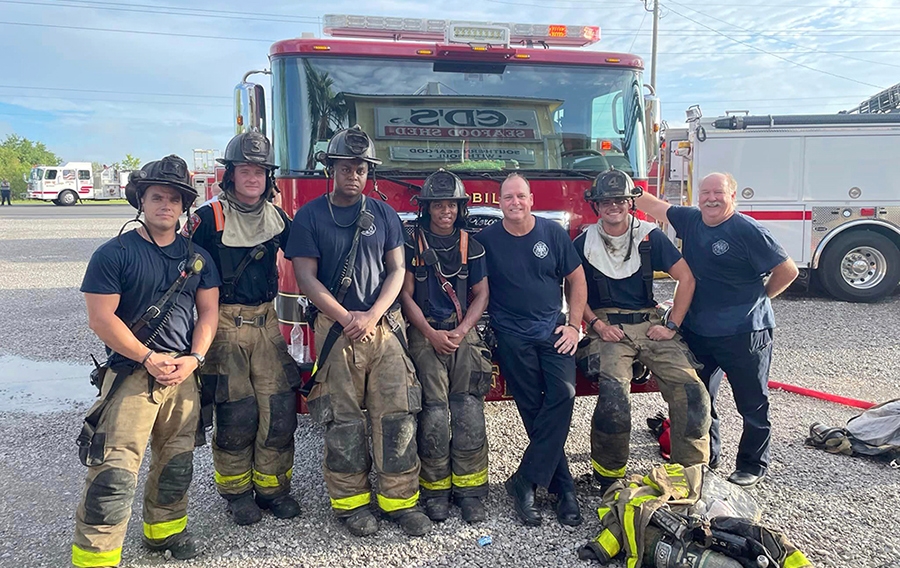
xmin=649 ymin=0 xmax=660 ymax=90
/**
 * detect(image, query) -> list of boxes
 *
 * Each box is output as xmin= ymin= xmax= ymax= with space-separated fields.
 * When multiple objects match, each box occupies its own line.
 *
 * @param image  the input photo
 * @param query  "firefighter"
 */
xmin=184 ymin=131 xmax=300 ymax=525
xmin=0 ymin=178 xmax=11 ymax=205
xmin=73 ymin=155 xmax=220 ymax=567
xmin=287 ymin=126 xmax=431 ymax=537
xmin=636 ymin=173 xmax=798 ymax=487
xmin=574 ymin=168 xmax=711 ymax=492
xmin=399 ymin=169 xmax=492 ymax=524
xmin=478 ymin=173 xmax=588 ymax=527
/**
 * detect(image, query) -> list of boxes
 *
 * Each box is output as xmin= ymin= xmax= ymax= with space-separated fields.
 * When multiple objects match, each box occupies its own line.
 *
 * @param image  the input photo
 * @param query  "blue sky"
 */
xmin=1 ymin=0 xmax=898 ymax=166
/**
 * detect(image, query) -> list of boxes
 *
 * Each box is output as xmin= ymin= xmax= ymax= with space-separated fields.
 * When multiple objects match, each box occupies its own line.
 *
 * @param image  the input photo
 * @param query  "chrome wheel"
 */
xmin=840 ymin=246 xmax=887 ymax=290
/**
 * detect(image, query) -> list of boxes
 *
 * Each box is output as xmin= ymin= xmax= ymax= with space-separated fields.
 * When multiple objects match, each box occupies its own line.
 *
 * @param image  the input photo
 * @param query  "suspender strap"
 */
xmin=455 ymin=231 xmax=469 ymax=314
xmin=299 ymin=321 xmax=342 ymax=397
xmin=639 ymin=235 xmax=653 ymax=304
xmin=220 ymin=243 xmax=268 ymax=303
xmin=333 ymin=196 xmax=368 ymax=304
xmin=415 ymin=230 xmax=429 ymax=314
xmin=130 ymin=253 xmax=204 ymax=338
xmin=211 ymin=200 xmax=225 ymax=231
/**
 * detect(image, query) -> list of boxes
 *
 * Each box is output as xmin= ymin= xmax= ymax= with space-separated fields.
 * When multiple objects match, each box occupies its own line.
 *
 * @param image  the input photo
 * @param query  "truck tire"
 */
xmin=58 ymin=190 xmax=77 ymax=206
xmin=818 ymin=230 xmax=900 ymax=303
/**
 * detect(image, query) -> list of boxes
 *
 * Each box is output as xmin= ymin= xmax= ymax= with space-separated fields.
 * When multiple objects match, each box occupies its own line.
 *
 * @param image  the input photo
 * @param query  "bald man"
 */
xmin=636 ymin=173 xmax=798 ymax=488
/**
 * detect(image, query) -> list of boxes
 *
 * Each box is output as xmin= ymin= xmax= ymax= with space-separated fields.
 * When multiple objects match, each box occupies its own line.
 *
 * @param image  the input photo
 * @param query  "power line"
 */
xmin=0 ymin=20 xmax=277 ymax=42
xmin=0 ymin=84 xmax=230 ymax=100
xmin=2 ymin=93 xmax=232 ymax=107
xmin=52 ymin=0 xmax=321 ymax=20
xmin=0 ymin=0 xmax=320 ymax=25
xmin=666 ymin=0 xmax=900 ymax=69
xmin=661 ymin=4 xmax=886 ymax=89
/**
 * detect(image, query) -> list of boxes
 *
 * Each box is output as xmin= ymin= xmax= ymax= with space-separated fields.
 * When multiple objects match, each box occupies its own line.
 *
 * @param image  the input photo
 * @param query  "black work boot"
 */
xmin=343 ymin=506 xmax=379 ymax=537
xmin=256 ymin=493 xmax=302 ymax=519
xmin=593 ymin=471 xmax=621 ymax=496
xmin=424 ymin=495 xmax=451 ymax=522
xmin=555 ymin=491 xmax=583 ymax=526
xmin=456 ymin=496 xmax=487 ymax=524
xmin=225 ymin=492 xmax=262 ymax=526
xmin=390 ymin=507 xmax=433 ymax=537
xmin=142 ymin=530 xmax=199 ymax=560
xmin=505 ymin=471 xmax=541 ymax=526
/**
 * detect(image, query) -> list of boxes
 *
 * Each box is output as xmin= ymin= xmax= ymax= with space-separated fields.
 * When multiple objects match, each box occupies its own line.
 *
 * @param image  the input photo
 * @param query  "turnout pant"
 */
xmin=495 ymin=328 xmax=577 ymax=494
xmin=576 ymin=308 xmax=711 ymax=484
xmin=306 ymin=308 xmax=423 ymax=517
xmin=408 ymin=321 xmax=493 ymax=500
xmin=205 ymin=303 xmax=301 ymax=499
xmin=681 ymin=328 xmax=773 ymax=477
xmin=72 ymin=367 xmax=198 ymax=568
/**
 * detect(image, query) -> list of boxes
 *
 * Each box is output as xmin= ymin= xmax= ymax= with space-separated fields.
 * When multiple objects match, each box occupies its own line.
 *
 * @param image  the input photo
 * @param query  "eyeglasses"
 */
xmin=598 ymin=197 xmax=629 ymax=207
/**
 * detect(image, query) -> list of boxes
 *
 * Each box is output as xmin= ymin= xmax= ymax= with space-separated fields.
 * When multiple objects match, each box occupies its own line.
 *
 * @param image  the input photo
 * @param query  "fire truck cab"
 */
xmin=235 ymin=15 xmax=662 ymax=401
xmin=662 ymin=108 xmax=900 ymax=303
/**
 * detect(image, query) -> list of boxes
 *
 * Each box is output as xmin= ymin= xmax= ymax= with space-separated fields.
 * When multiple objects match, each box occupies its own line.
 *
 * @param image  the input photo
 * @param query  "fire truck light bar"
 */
xmin=323 ymin=14 xmax=601 ymax=47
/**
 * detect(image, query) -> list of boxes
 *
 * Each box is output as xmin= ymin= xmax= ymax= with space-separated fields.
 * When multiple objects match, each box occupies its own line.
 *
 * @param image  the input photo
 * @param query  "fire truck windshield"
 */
xmin=271 ymin=55 xmax=647 ymax=178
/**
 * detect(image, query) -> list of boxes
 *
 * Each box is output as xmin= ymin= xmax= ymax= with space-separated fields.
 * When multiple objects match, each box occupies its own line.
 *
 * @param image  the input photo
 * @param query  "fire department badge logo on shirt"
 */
xmin=362 ymin=223 xmax=376 ymax=237
xmin=712 ymin=239 xmax=730 ymax=256
xmin=533 ymin=241 xmax=549 ymax=259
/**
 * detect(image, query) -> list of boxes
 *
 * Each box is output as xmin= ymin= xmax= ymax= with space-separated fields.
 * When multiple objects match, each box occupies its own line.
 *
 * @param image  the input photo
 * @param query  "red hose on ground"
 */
xmin=768 ymin=381 xmax=875 ymax=410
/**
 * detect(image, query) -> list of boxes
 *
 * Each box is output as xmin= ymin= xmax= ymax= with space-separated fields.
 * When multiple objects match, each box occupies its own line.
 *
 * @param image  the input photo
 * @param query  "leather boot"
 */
xmin=505 ymin=471 xmax=541 ymax=526
xmin=142 ymin=530 xmax=199 ymax=560
xmin=256 ymin=493 xmax=302 ymax=519
xmin=225 ymin=492 xmax=262 ymax=526
xmin=390 ymin=507 xmax=433 ymax=536
xmin=424 ymin=495 xmax=451 ymax=522
xmin=555 ymin=491 xmax=583 ymax=526
xmin=456 ymin=496 xmax=487 ymax=524
xmin=343 ymin=506 xmax=379 ymax=537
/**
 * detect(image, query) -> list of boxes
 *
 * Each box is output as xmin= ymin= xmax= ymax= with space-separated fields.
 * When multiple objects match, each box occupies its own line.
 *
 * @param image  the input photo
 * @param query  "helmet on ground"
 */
xmin=216 ymin=131 xmax=278 ymax=170
xmin=319 ymin=125 xmax=381 ymax=167
xmin=125 ymin=155 xmax=197 ymax=211
xmin=585 ymin=167 xmax=643 ymax=202
xmin=417 ymin=169 xmax=469 ymax=203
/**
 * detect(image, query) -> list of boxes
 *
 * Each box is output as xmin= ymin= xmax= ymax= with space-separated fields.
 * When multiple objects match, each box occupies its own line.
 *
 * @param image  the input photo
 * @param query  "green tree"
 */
xmin=121 ymin=154 xmax=141 ymax=170
xmin=0 ymin=134 xmax=61 ymax=198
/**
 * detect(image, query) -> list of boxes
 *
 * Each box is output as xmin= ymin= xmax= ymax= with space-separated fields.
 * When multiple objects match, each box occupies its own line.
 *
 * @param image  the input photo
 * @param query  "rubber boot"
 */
xmin=424 ymin=494 xmax=451 ymax=522
xmin=225 ymin=491 xmax=262 ymax=526
xmin=389 ymin=507 xmax=433 ymax=537
xmin=456 ymin=496 xmax=487 ymax=524
xmin=256 ymin=493 xmax=302 ymax=519
xmin=142 ymin=530 xmax=199 ymax=560
xmin=343 ymin=506 xmax=379 ymax=537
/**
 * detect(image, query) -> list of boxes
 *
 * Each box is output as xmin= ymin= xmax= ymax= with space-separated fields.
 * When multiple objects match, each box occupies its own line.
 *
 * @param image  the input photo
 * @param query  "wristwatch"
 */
xmin=189 ymin=352 xmax=206 ymax=368
xmin=664 ymin=320 xmax=680 ymax=333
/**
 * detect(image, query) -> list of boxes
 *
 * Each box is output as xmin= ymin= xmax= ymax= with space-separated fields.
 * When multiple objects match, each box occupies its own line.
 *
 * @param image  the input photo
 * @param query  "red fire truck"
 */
xmin=233 ymin=15 xmax=661 ymax=402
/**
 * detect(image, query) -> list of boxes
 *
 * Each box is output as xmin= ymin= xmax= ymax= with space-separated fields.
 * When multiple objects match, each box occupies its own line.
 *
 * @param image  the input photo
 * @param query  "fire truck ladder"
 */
xmin=847 ymin=82 xmax=900 ymax=114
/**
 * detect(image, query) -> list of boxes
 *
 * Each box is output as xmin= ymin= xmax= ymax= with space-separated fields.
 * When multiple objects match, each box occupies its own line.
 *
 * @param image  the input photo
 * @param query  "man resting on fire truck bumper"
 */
xmin=574 ymin=168 xmax=710 ymax=492
xmin=288 ymin=126 xmax=432 ymax=537
xmin=399 ymin=169 xmax=493 ymax=524
xmin=185 ymin=131 xmax=301 ymax=525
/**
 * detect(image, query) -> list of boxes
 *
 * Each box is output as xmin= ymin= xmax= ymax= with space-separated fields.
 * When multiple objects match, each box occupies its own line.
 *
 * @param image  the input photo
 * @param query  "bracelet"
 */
xmin=566 ymin=323 xmax=579 ymax=331
xmin=588 ymin=317 xmax=600 ymax=328
xmin=140 ymin=349 xmax=153 ymax=366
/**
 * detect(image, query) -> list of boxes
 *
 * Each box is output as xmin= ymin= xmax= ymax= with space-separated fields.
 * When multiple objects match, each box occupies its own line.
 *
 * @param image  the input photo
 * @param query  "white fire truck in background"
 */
xmin=26 ymin=162 xmax=130 ymax=205
xmin=661 ymin=100 xmax=900 ymax=303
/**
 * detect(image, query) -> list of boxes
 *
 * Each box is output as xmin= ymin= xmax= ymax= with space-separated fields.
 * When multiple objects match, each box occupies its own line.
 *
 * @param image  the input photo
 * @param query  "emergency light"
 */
xmin=323 ymin=14 xmax=601 ymax=47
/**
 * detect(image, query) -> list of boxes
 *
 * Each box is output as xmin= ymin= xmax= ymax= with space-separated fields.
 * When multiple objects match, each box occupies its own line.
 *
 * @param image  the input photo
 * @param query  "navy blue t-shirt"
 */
xmin=81 ymin=230 xmax=221 ymax=365
xmin=404 ymin=229 xmax=487 ymax=322
xmin=284 ymin=195 xmax=405 ymax=312
xmin=574 ymin=227 xmax=682 ymax=310
xmin=479 ymin=216 xmax=581 ymax=340
xmin=667 ymin=206 xmax=788 ymax=337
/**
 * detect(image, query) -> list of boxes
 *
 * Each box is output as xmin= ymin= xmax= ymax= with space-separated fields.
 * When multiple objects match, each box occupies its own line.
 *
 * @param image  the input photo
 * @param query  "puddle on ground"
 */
xmin=0 ymin=355 xmax=97 ymax=412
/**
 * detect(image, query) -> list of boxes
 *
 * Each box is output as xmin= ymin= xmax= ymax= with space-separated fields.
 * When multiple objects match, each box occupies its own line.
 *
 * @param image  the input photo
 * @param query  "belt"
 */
xmin=428 ymin=319 xmax=458 ymax=331
xmin=606 ymin=312 xmax=651 ymax=325
xmin=234 ymin=313 xmax=267 ymax=327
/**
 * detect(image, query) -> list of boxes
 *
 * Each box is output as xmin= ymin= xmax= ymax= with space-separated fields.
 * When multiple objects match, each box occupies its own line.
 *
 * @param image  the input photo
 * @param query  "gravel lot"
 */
xmin=0 ymin=214 xmax=898 ymax=568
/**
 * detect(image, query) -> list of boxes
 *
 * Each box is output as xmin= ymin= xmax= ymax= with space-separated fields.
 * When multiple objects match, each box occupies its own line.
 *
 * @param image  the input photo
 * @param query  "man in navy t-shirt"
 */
xmin=573 ymin=169 xmax=710 ymax=493
xmin=479 ymin=173 xmax=587 ymax=527
xmin=636 ymin=172 xmax=798 ymax=487
xmin=286 ymin=126 xmax=431 ymax=537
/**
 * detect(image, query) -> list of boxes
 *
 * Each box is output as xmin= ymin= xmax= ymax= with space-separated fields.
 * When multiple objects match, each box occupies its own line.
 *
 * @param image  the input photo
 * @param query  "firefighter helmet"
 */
xmin=217 ymin=131 xmax=278 ymax=170
xmin=417 ymin=169 xmax=469 ymax=202
xmin=319 ymin=125 xmax=382 ymax=167
xmin=125 ymin=155 xmax=197 ymax=212
xmin=585 ymin=167 xmax=643 ymax=202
